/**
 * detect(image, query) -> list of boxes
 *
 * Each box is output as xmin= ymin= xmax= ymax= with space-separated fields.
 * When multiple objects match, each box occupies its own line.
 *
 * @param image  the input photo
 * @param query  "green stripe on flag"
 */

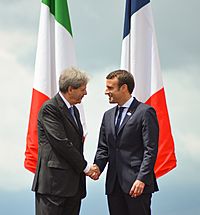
xmin=42 ymin=0 xmax=72 ymax=36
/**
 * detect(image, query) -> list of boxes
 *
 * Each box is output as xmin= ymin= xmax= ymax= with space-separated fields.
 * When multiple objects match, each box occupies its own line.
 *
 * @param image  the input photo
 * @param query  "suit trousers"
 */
xmin=107 ymin=178 xmax=152 ymax=215
xmin=35 ymin=192 xmax=81 ymax=215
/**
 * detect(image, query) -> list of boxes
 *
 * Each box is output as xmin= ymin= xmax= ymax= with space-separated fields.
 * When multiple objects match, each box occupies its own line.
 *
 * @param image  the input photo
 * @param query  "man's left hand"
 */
xmin=129 ymin=180 xmax=145 ymax=198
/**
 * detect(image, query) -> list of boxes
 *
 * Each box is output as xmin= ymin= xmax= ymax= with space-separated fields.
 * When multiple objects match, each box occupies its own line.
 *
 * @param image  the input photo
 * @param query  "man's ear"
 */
xmin=121 ymin=84 xmax=128 ymax=92
xmin=68 ymin=86 xmax=73 ymax=94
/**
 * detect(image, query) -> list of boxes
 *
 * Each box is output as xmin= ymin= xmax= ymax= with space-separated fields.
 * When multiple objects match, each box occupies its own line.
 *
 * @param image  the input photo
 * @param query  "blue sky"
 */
xmin=0 ymin=0 xmax=200 ymax=214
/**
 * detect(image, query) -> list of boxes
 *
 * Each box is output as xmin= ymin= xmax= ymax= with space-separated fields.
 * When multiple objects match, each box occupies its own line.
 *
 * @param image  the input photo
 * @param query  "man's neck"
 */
xmin=59 ymin=92 xmax=73 ymax=107
xmin=118 ymin=94 xmax=132 ymax=106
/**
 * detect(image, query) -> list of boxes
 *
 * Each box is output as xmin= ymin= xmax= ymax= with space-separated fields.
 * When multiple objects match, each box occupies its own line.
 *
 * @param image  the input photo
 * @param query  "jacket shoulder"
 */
xmin=38 ymin=96 xmax=59 ymax=117
xmin=40 ymin=96 xmax=55 ymax=108
xmin=104 ymin=106 xmax=116 ymax=115
xmin=137 ymin=102 xmax=156 ymax=113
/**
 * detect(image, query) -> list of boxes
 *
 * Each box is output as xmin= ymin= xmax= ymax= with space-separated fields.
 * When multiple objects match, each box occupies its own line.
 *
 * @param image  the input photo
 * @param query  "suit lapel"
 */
xmin=117 ymin=98 xmax=141 ymax=135
xmin=55 ymin=93 xmax=82 ymax=136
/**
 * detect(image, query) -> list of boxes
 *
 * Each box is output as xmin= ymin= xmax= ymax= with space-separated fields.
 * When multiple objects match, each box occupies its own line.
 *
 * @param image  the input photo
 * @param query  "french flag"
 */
xmin=121 ymin=0 xmax=176 ymax=178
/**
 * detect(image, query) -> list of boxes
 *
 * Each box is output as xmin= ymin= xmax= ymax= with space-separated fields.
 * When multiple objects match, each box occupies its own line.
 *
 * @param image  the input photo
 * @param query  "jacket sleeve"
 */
xmin=39 ymin=103 xmax=87 ymax=174
xmin=94 ymin=113 xmax=109 ymax=173
xmin=136 ymin=107 xmax=159 ymax=184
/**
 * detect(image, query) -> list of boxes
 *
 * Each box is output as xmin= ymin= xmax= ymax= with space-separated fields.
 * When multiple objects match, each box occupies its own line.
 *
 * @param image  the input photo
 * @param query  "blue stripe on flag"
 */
xmin=123 ymin=0 xmax=150 ymax=39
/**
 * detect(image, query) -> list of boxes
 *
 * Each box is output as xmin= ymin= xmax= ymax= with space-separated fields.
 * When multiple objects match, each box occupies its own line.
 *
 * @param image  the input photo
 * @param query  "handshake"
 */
xmin=85 ymin=164 xmax=101 ymax=180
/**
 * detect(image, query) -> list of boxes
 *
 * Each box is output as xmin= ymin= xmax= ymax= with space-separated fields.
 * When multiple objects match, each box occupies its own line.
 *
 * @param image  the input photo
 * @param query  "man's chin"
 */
xmin=74 ymin=99 xmax=82 ymax=105
xmin=108 ymin=99 xmax=115 ymax=104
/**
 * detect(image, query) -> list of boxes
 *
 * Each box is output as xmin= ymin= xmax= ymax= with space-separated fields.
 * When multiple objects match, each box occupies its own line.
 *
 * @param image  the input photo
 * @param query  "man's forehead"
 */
xmin=72 ymin=84 xmax=87 ymax=90
xmin=106 ymin=77 xmax=118 ymax=85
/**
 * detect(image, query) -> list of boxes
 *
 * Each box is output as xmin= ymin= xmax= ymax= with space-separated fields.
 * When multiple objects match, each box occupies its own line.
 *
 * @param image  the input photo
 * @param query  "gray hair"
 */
xmin=59 ymin=67 xmax=89 ymax=93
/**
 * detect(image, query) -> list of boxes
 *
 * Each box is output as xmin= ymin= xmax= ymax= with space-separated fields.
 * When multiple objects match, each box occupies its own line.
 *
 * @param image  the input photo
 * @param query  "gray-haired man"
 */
xmin=32 ymin=67 xmax=98 ymax=215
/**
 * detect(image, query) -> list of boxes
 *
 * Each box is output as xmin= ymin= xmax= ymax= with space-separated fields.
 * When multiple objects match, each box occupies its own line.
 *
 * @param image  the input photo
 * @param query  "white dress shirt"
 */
xmin=115 ymin=97 xmax=134 ymax=126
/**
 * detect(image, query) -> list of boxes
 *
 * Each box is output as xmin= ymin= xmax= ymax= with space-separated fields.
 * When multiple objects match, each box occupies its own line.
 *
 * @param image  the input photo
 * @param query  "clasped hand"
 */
xmin=85 ymin=164 xmax=100 ymax=180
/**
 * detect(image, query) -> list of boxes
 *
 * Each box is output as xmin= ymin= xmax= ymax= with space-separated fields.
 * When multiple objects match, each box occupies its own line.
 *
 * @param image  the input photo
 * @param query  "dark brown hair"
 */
xmin=106 ymin=70 xmax=135 ymax=93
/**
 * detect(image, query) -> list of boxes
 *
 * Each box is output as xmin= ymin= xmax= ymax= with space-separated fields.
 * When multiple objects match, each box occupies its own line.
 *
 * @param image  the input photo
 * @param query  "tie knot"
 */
xmin=118 ymin=106 xmax=125 ymax=113
xmin=69 ymin=106 xmax=75 ymax=117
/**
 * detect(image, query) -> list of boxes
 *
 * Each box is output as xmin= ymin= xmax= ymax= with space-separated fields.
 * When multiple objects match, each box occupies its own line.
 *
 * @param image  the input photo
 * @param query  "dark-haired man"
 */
xmin=93 ymin=70 xmax=159 ymax=215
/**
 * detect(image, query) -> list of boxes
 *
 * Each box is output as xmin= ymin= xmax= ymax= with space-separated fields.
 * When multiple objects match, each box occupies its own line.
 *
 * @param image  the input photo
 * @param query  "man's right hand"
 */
xmin=86 ymin=164 xmax=101 ymax=180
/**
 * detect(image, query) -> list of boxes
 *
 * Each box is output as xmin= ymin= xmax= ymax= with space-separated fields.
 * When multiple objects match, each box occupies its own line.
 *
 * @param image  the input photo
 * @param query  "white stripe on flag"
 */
xmin=121 ymin=4 xmax=163 ymax=102
xmin=34 ymin=4 xmax=76 ymax=97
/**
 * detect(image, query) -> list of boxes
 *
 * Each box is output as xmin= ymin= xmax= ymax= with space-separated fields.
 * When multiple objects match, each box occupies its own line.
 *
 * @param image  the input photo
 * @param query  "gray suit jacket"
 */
xmin=32 ymin=93 xmax=87 ymax=198
xmin=94 ymin=98 xmax=159 ymax=194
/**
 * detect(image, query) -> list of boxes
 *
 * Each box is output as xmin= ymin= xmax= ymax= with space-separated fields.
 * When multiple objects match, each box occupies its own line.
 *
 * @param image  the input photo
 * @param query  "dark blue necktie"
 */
xmin=115 ymin=107 xmax=125 ymax=133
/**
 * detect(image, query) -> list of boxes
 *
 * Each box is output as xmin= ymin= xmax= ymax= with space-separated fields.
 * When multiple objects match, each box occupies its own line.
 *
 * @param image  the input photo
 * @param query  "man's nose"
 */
xmin=105 ymin=88 xmax=109 ymax=95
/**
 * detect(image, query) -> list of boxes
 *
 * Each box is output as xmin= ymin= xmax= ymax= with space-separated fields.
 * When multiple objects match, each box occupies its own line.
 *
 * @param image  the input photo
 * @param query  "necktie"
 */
xmin=69 ymin=106 xmax=78 ymax=125
xmin=115 ymin=107 xmax=125 ymax=133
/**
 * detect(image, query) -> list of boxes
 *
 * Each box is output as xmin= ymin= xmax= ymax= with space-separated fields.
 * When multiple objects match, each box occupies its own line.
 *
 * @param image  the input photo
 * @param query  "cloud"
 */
xmin=0 ymin=30 xmax=37 ymax=70
xmin=0 ymin=46 xmax=34 ymax=191
xmin=2 ymin=0 xmax=199 ymax=71
xmin=69 ymin=0 xmax=125 ymax=69
xmin=152 ymin=0 xmax=200 ymax=69
xmin=0 ymin=11 xmax=39 ymax=190
xmin=0 ymin=1 xmax=40 ymax=31
xmin=163 ymin=66 xmax=200 ymax=134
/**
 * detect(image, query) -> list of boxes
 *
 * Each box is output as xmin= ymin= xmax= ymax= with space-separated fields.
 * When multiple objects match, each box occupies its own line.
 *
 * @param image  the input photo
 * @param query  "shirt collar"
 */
xmin=59 ymin=92 xmax=71 ymax=109
xmin=120 ymin=97 xmax=134 ymax=108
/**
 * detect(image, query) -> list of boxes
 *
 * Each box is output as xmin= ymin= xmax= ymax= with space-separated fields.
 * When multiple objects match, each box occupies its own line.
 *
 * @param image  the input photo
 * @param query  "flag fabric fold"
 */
xmin=25 ymin=0 xmax=86 ymax=173
xmin=121 ymin=0 xmax=176 ymax=178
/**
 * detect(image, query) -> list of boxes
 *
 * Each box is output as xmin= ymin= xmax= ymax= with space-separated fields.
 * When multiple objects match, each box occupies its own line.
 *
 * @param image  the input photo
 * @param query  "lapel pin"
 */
xmin=127 ymin=112 xmax=132 ymax=116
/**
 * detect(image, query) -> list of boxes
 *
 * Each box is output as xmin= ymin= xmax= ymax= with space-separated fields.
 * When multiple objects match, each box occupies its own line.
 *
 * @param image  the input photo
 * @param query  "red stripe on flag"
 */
xmin=146 ymin=88 xmax=177 ymax=178
xmin=24 ymin=89 xmax=49 ymax=173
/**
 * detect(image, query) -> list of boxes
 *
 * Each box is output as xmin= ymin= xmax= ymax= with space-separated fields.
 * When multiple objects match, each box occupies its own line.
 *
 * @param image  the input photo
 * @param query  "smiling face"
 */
xmin=67 ymin=84 xmax=87 ymax=105
xmin=105 ymin=77 xmax=125 ymax=105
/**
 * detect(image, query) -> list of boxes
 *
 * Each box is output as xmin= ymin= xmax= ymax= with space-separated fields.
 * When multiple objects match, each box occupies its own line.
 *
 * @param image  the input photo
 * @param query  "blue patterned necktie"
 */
xmin=115 ymin=107 xmax=125 ymax=133
xmin=69 ymin=106 xmax=78 ymax=125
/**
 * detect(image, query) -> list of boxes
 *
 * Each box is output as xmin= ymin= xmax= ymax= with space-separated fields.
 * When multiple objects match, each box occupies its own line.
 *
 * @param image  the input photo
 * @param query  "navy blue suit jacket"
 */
xmin=94 ymin=98 xmax=159 ymax=194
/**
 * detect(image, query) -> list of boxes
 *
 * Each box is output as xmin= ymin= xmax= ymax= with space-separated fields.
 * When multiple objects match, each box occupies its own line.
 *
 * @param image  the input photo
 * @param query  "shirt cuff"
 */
xmin=83 ymin=164 xmax=90 ymax=173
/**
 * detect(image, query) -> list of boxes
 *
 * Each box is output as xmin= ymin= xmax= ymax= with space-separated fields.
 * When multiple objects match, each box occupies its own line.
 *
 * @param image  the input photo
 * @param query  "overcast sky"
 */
xmin=0 ymin=0 xmax=200 ymax=214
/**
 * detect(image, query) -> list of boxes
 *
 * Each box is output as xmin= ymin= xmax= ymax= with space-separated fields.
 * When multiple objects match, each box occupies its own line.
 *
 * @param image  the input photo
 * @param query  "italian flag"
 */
xmin=121 ymin=0 xmax=176 ymax=178
xmin=24 ymin=0 xmax=86 ymax=173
